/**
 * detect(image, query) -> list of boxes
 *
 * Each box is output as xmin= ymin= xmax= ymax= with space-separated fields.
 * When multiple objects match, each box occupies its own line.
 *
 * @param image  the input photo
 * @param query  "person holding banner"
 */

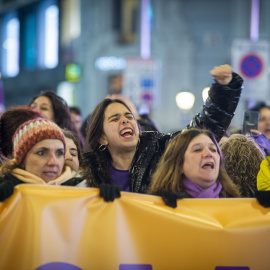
xmin=0 ymin=118 xmax=82 ymax=202
xmin=83 ymin=64 xmax=243 ymax=201
xmin=148 ymin=128 xmax=241 ymax=207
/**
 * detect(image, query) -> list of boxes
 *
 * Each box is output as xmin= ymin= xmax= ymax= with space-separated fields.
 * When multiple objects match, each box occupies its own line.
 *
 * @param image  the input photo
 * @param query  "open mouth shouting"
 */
xmin=120 ymin=127 xmax=134 ymax=138
xmin=202 ymin=162 xmax=214 ymax=169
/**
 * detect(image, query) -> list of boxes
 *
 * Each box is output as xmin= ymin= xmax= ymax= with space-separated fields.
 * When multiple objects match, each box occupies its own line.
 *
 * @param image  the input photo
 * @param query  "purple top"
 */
xmin=252 ymin=134 xmax=270 ymax=151
xmin=109 ymin=163 xmax=130 ymax=192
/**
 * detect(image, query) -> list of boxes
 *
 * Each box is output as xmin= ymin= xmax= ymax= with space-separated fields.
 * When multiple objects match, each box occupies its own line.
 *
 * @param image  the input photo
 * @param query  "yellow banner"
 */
xmin=0 ymin=185 xmax=270 ymax=270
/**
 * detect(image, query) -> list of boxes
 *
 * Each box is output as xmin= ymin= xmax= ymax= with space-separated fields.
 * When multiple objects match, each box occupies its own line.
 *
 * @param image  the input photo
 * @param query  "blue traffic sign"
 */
xmin=240 ymin=54 xmax=263 ymax=78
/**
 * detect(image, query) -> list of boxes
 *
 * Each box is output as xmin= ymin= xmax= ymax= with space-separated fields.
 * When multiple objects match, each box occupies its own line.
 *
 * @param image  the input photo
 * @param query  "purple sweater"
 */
xmin=109 ymin=164 xmax=130 ymax=192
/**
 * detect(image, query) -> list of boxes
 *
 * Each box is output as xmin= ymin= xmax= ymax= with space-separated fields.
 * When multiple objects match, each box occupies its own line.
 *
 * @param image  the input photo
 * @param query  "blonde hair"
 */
xmin=221 ymin=133 xmax=265 ymax=197
xmin=148 ymin=128 xmax=241 ymax=197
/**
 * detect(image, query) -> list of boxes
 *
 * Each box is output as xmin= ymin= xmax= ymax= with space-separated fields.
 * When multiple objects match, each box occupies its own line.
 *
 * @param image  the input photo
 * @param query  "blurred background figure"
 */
xmin=138 ymin=103 xmax=161 ymax=132
xmin=108 ymin=74 xmax=123 ymax=95
xmin=69 ymin=106 xmax=83 ymax=134
xmin=62 ymin=129 xmax=87 ymax=187
xmin=29 ymin=91 xmax=73 ymax=130
xmin=69 ymin=106 xmax=86 ymax=149
xmin=250 ymin=102 xmax=270 ymax=140
xmin=28 ymin=91 xmax=85 ymax=150
xmin=81 ymin=113 xmax=91 ymax=139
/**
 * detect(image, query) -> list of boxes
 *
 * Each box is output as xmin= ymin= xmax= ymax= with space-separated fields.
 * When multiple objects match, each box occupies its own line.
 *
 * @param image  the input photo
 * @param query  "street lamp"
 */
xmin=176 ymin=92 xmax=195 ymax=110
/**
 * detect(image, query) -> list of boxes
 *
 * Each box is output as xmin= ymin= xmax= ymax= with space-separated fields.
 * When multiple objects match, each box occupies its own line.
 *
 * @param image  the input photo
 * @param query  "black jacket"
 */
xmin=0 ymin=173 xmax=85 ymax=202
xmin=0 ymin=173 xmax=84 ymax=187
xmin=84 ymin=73 xmax=243 ymax=193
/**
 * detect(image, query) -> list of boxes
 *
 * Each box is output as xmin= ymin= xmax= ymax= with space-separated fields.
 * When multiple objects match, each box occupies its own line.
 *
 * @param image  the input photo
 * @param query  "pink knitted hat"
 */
xmin=12 ymin=118 xmax=66 ymax=165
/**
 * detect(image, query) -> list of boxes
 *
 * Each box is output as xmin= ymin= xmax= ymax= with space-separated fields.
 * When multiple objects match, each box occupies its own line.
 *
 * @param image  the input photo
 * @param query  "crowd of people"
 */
xmin=0 ymin=64 xmax=270 ymax=208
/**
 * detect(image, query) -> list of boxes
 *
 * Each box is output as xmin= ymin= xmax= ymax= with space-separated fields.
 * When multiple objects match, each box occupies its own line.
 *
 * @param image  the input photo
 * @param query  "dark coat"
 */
xmin=0 ymin=173 xmax=84 ymax=187
xmin=0 ymin=173 xmax=85 ymax=202
xmin=84 ymin=72 xmax=243 ymax=193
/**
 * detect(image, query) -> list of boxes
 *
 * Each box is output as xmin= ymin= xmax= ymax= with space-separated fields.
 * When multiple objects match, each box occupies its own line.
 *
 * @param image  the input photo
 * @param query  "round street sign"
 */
xmin=240 ymin=53 xmax=263 ymax=78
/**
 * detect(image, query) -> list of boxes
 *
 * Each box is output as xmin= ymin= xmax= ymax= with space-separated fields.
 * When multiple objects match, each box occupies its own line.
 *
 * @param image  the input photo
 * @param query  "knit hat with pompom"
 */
xmin=12 ymin=118 xmax=65 ymax=165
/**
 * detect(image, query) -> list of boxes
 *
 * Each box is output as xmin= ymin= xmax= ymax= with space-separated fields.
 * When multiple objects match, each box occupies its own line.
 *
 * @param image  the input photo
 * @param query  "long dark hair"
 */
xmin=28 ymin=91 xmax=73 ymax=129
xmin=84 ymin=98 xmax=138 ymax=185
xmin=28 ymin=91 xmax=85 ymax=150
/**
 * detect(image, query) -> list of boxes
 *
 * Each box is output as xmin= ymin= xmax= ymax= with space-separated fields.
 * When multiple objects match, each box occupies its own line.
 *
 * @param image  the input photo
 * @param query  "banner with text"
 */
xmin=0 ymin=185 xmax=270 ymax=270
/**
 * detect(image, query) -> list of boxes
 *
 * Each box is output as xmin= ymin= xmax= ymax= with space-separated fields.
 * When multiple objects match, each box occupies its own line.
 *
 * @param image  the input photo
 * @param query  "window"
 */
xmin=0 ymin=0 xmax=59 ymax=76
xmin=21 ymin=6 xmax=37 ymax=70
xmin=1 ymin=12 xmax=20 ymax=77
xmin=38 ymin=0 xmax=59 ymax=69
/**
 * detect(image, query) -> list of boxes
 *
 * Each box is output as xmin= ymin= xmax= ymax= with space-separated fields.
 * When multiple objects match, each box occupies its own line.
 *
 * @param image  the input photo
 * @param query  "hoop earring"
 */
xmin=99 ymin=144 xmax=107 ymax=151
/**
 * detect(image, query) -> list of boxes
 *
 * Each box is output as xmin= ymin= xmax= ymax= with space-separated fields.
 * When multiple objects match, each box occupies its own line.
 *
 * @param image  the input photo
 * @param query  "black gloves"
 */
xmin=255 ymin=190 xmax=270 ymax=207
xmin=0 ymin=181 xmax=14 ymax=202
xmin=99 ymin=183 xmax=121 ymax=202
xmin=156 ymin=190 xmax=188 ymax=208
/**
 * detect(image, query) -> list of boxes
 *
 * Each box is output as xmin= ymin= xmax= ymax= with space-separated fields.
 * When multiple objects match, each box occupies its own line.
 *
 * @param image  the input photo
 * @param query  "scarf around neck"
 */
xmin=11 ymin=165 xmax=74 ymax=185
xmin=182 ymin=177 xmax=222 ymax=198
xmin=252 ymin=134 xmax=270 ymax=152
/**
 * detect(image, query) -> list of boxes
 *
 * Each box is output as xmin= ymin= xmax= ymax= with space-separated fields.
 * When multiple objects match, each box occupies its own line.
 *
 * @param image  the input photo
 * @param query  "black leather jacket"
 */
xmin=84 ymin=72 xmax=243 ymax=193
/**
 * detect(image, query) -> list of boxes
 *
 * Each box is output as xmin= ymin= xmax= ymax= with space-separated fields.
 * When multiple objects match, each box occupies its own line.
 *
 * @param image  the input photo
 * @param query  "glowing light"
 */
xmin=4 ymin=17 xmax=20 ymax=77
xmin=95 ymin=57 xmax=126 ymax=71
xmin=176 ymin=92 xmax=195 ymax=110
xmin=57 ymin=81 xmax=75 ymax=106
xmin=140 ymin=0 xmax=151 ymax=59
xmin=44 ymin=5 xmax=59 ymax=68
xmin=202 ymin=87 xmax=210 ymax=102
xmin=250 ymin=0 xmax=260 ymax=42
xmin=65 ymin=63 xmax=81 ymax=82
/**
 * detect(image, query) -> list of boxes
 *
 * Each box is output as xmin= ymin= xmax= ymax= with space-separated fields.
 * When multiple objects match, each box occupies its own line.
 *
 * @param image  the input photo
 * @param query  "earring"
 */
xmin=99 ymin=144 xmax=107 ymax=151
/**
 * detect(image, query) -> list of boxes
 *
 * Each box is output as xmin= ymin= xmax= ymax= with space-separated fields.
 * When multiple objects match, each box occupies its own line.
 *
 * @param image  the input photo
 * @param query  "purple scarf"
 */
xmin=252 ymin=134 xmax=270 ymax=151
xmin=182 ymin=177 xmax=222 ymax=198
